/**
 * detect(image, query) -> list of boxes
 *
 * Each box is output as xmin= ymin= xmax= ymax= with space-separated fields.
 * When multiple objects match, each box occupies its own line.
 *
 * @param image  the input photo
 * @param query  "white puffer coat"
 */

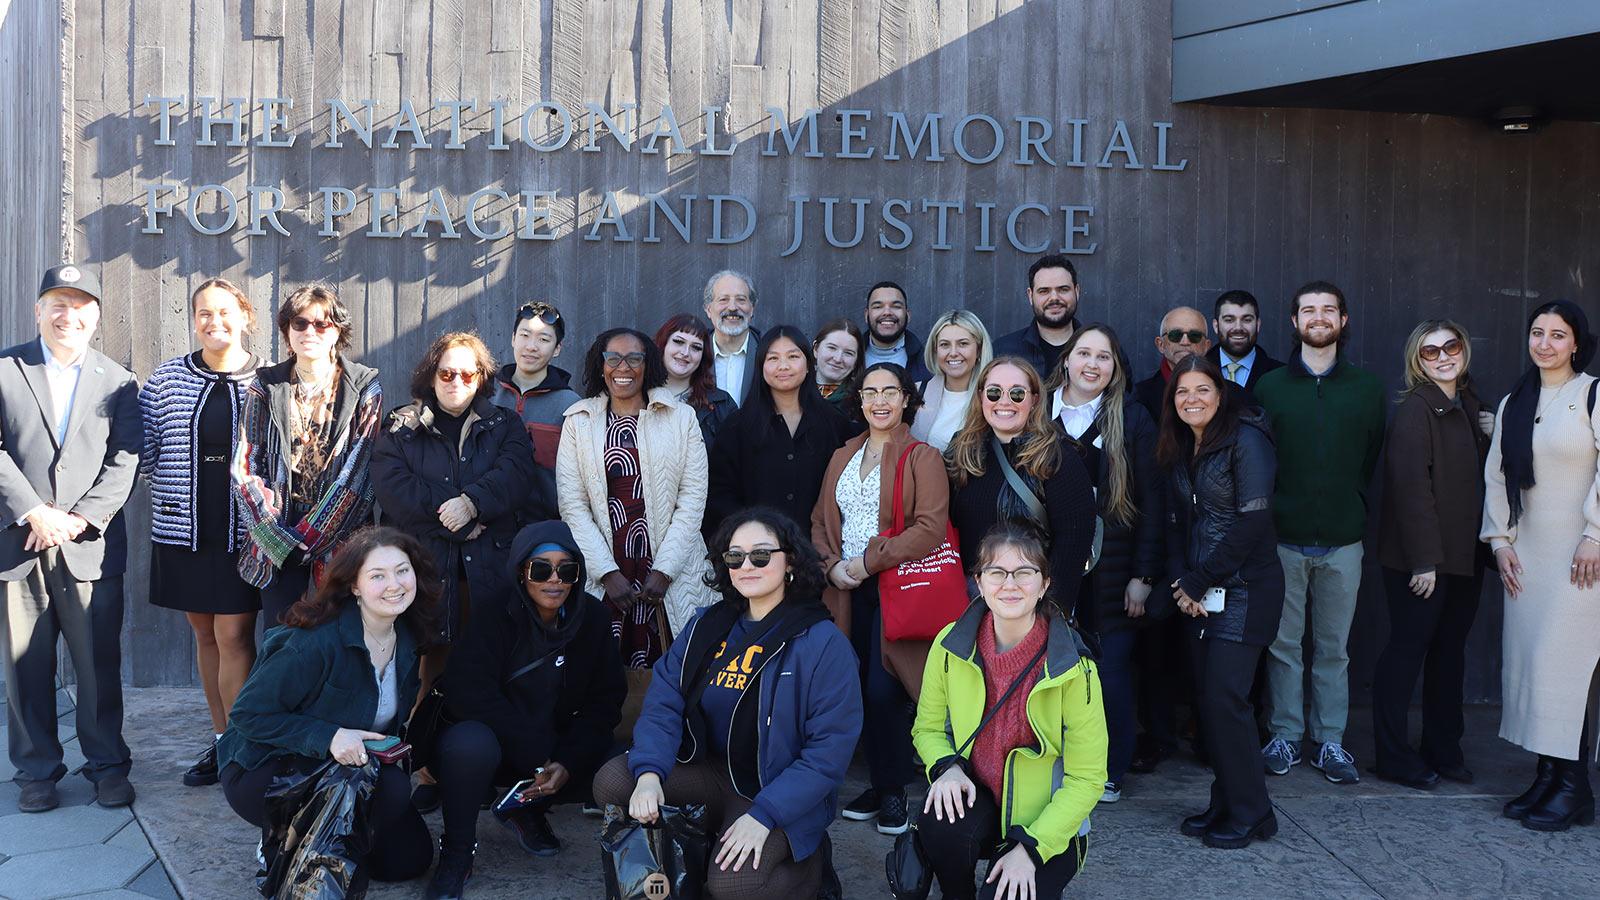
xmin=556 ymin=388 xmax=718 ymax=635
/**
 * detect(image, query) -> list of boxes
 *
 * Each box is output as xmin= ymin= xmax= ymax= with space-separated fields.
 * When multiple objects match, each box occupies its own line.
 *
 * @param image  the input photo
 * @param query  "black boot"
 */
xmin=425 ymin=837 xmax=476 ymax=900
xmin=1523 ymin=759 xmax=1595 ymax=832
xmin=1503 ymin=755 xmax=1558 ymax=820
xmin=182 ymin=741 xmax=219 ymax=787
xmin=1180 ymin=805 xmax=1225 ymax=837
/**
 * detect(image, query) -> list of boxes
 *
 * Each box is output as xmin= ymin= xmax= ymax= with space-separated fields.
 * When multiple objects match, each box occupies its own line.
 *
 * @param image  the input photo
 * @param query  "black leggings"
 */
xmin=221 ymin=756 xmax=433 ymax=882
xmin=915 ymin=782 xmax=1086 ymax=900
xmin=433 ymin=719 xmax=604 ymax=851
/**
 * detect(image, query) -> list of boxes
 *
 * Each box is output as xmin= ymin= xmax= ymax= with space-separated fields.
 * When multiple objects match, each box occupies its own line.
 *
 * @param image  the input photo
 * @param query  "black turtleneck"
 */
xmin=433 ymin=403 xmax=468 ymax=450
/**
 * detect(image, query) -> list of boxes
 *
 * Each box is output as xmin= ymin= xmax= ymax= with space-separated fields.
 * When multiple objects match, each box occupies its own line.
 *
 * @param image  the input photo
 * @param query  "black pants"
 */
xmin=221 ymin=756 xmax=433 ymax=882
xmin=1188 ymin=634 xmax=1272 ymax=828
xmin=434 ymin=719 xmax=607 ymax=850
xmin=1098 ymin=626 xmax=1138 ymax=783
xmin=260 ymin=563 xmax=312 ymax=627
xmin=1371 ymin=567 xmax=1481 ymax=777
xmin=850 ymin=579 xmax=913 ymax=793
xmin=915 ymin=782 xmax=1086 ymax=900
xmin=1135 ymin=616 xmax=1183 ymax=752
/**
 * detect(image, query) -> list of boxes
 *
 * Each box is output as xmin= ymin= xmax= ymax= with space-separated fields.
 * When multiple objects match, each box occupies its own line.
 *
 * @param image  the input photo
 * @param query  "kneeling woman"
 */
xmin=912 ymin=522 xmax=1107 ymax=900
xmin=218 ymin=527 xmax=439 ymax=887
xmin=426 ymin=521 xmax=626 ymax=898
xmin=593 ymin=508 xmax=862 ymax=899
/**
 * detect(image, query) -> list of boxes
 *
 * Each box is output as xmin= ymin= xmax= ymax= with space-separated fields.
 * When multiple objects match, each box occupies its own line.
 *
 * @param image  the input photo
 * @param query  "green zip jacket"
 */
xmin=912 ymin=601 xmax=1107 ymax=865
xmin=1253 ymin=351 xmax=1386 ymax=546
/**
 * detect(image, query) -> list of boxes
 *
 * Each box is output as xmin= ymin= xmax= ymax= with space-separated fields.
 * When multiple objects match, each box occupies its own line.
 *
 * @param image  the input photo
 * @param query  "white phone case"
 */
xmin=1202 ymin=587 xmax=1227 ymax=613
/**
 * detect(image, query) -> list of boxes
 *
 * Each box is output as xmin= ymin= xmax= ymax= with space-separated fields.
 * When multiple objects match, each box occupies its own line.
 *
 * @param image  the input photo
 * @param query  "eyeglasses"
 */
xmin=524 ymin=559 xmax=581 ymax=584
xmin=978 ymin=566 xmax=1043 ymax=586
xmin=984 ymin=385 xmax=1031 ymax=404
xmin=722 ymin=548 xmax=781 ymax=569
xmin=290 ymin=317 xmax=337 ymax=334
xmin=602 ymin=351 xmax=646 ymax=370
xmin=436 ymin=368 xmax=479 ymax=385
xmin=517 ymin=303 xmax=562 ymax=326
xmin=1164 ymin=329 xmax=1206 ymax=344
xmin=859 ymin=387 xmax=904 ymax=403
xmin=1419 ymin=339 xmax=1463 ymax=361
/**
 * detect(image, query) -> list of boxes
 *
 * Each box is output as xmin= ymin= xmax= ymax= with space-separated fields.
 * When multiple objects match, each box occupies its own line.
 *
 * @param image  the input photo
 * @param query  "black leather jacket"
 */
xmin=1165 ymin=412 xmax=1285 ymax=646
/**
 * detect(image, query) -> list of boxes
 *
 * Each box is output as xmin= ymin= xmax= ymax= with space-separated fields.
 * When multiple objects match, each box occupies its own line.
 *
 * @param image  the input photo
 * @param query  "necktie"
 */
xmin=1225 ymin=362 xmax=1243 ymax=384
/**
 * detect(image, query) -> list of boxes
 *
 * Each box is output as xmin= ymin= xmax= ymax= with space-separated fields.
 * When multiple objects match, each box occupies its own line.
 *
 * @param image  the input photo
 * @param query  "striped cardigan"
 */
xmin=231 ymin=357 xmax=383 ymax=589
xmin=138 ymin=352 xmax=258 ymax=551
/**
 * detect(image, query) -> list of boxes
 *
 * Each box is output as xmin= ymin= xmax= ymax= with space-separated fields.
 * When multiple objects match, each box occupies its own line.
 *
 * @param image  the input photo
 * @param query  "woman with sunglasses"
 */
xmin=426 ymin=520 xmax=625 ymax=898
xmin=1370 ymin=321 xmax=1492 ymax=790
xmin=707 ymin=325 xmax=855 ymax=537
xmin=1048 ymin=324 xmax=1165 ymax=803
xmin=373 ymin=332 xmax=536 ymax=660
xmin=945 ymin=357 xmax=1097 ymax=622
xmin=1156 ymin=355 xmax=1283 ymax=849
xmin=812 ymin=362 xmax=947 ymax=836
xmin=593 ymin=508 xmax=861 ymax=899
xmin=910 ymin=522 xmax=1106 ymax=900
xmin=235 ymin=283 xmax=383 ymax=626
xmin=557 ymin=328 xmax=718 ymax=670
xmin=655 ymin=313 xmax=738 ymax=448
xmin=1483 ymin=300 xmax=1600 ymax=831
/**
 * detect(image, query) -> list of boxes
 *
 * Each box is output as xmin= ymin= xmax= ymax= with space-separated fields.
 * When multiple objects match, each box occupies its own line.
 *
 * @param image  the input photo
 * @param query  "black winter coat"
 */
xmin=372 ymin=397 xmax=537 ymax=643
xmin=705 ymin=402 xmax=853 ymax=537
xmin=1165 ymin=413 xmax=1285 ymax=646
xmin=1065 ymin=398 xmax=1168 ymax=636
xmin=442 ymin=520 xmax=625 ymax=778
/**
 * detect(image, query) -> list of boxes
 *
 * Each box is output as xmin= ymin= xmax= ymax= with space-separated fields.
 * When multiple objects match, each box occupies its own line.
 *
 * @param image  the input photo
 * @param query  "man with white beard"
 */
xmin=702 ymin=270 xmax=761 ymax=406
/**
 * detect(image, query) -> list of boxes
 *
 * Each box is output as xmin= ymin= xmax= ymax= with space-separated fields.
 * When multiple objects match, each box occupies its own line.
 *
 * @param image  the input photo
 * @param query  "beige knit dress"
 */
xmin=1482 ymin=373 xmax=1600 ymax=761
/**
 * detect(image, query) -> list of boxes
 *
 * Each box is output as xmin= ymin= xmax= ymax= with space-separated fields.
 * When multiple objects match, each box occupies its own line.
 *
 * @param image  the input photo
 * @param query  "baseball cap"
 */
xmin=38 ymin=265 xmax=102 ymax=304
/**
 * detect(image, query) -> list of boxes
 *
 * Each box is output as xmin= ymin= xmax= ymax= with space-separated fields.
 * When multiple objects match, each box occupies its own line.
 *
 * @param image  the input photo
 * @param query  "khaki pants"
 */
xmin=1265 ymin=542 xmax=1364 ymax=745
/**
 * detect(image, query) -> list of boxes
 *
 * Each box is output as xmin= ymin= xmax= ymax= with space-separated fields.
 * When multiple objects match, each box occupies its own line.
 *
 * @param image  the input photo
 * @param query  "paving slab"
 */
xmin=124 ymin=860 xmax=180 ymax=900
xmin=0 ymin=803 xmax=130 ymax=855
xmin=0 ymin=844 xmax=153 ymax=898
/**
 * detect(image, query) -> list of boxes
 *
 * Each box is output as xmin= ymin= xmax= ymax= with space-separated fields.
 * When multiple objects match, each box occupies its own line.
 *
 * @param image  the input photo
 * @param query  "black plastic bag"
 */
xmin=257 ymin=758 xmax=378 ymax=900
xmin=600 ymin=803 xmax=710 ymax=900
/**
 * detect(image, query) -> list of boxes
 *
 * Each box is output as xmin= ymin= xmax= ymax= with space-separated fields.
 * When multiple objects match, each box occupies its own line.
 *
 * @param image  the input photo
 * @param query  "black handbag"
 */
xmin=885 ymin=639 xmax=1049 ymax=900
xmin=601 ymin=803 xmax=710 ymax=900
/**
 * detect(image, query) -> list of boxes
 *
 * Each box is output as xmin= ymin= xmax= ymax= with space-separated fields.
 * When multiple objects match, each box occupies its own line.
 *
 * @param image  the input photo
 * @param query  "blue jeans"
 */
xmin=1098 ymin=627 xmax=1139 ymax=783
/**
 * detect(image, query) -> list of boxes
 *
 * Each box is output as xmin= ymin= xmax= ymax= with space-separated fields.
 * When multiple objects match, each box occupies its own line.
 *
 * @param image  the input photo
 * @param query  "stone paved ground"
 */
xmin=0 ymin=690 xmax=178 ymax=900
xmin=115 ymin=687 xmax=1600 ymax=899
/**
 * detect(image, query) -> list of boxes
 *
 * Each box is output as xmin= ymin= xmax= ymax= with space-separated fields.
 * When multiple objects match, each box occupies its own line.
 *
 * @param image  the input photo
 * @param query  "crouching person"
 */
xmin=426 ymin=520 xmax=626 ymax=898
xmin=218 ymin=527 xmax=438 ymax=889
xmin=593 ymin=507 xmax=862 ymax=899
xmin=911 ymin=522 xmax=1108 ymax=900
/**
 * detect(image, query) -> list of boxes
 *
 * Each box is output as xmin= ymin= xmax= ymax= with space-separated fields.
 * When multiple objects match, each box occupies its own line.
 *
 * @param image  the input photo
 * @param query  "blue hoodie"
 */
xmin=626 ymin=601 xmax=861 ymax=861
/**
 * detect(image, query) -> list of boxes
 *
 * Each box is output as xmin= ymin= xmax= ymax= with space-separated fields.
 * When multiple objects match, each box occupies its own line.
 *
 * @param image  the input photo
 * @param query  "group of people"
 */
xmin=1 ymin=254 xmax=1596 ymax=900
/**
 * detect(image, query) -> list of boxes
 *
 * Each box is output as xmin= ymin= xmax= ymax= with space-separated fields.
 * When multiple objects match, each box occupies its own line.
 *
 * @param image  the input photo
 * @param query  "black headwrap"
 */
xmin=1499 ymin=300 xmax=1597 ymax=526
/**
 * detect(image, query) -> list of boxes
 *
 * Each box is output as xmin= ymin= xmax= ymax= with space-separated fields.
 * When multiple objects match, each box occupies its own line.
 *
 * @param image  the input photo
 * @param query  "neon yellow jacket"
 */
xmin=912 ymin=602 xmax=1108 ymax=863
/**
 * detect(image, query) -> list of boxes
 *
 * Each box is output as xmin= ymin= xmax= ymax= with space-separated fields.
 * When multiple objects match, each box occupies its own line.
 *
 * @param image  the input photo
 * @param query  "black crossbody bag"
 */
xmin=886 ymin=640 xmax=1050 ymax=900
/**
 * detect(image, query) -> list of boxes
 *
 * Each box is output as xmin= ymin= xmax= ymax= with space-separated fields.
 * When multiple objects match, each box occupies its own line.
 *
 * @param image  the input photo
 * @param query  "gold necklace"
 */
xmin=1535 ymin=376 xmax=1578 ymax=424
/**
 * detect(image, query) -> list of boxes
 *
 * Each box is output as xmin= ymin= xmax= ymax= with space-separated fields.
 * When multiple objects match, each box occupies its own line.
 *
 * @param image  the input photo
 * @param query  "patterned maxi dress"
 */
xmin=606 ymin=411 xmax=663 ymax=668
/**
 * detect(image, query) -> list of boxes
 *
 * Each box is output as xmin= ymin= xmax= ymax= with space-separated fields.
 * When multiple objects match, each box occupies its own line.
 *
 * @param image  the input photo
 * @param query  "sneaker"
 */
xmin=876 ymin=792 xmax=910 ymax=835
xmin=425 ymin=840 xmax=476 ymax=899
xmin=1262 ymin=737 xmax=1302 ymax=776
xmin=255 ymin=837 xmax=266 ymax=869
xmin=1312 ymin=742 xmax=1360 ymax=784
xmin=1099 ymin=781 xmax=1122 ymax=804
xmin=502 ymin=808 xmax=561 ymax=857
xmin=841 ymin=788 xmax=880 ymax=822
xmin=183 ymin=741 xmax=219 ymax=787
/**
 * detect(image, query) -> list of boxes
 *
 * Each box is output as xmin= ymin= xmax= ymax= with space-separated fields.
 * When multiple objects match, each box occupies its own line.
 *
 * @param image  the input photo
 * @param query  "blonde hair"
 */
xmin=1052 ymin=324 xmax=1136 ymax=527
xmin=945 ymin=357 xmax=1061 ymax=488
xmin=1399 ymin=319 xmax=1472 ymax=398
xmin=922 ymin=310 xmax=994 ymax=382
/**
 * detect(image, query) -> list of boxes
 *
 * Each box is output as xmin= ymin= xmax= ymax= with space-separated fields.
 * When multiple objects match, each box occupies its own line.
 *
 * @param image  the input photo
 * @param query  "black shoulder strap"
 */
xmin=954 ymin=640 xmax=1050 ymax=759
xmin=1588 ymin=379 xmax=1598 ymax=416
xmin=505 ymin=647 xmax=561 ymax=685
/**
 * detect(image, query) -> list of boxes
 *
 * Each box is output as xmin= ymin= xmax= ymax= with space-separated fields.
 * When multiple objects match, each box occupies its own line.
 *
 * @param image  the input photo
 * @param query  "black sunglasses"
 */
xmin=290 ymin=316 xmax=337 ymax=334
xmin=1163 ymin=329 xmax=1206 ymax=344
xmin=517 ymin=303 xmax=562 ymax=326
xmin=984 ymin=385 xmax=1031 ymax=404
xmin=524 ymin=559 xmax=581 ymax=584
xmin=722 ymin=548 xmax=780 ymax=569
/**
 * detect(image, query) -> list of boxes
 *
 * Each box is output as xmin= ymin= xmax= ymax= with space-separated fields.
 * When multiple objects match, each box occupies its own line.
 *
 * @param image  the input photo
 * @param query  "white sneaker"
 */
xmin=1099 ymin=781 xmax=1122 ymax=803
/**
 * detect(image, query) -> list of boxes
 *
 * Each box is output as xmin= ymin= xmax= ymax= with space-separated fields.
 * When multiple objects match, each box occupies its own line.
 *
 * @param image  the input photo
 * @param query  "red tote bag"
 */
xmin=877 ymin=442 xmax=968 ymax=641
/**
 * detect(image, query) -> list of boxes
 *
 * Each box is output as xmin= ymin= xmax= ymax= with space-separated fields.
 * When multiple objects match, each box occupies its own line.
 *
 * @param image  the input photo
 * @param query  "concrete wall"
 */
xmin=32 ymin=0 xmax=1600 ymax=693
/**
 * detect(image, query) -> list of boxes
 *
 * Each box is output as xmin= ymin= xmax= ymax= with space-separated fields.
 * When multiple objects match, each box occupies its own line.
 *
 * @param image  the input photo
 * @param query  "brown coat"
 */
xmin=1377 ymin=383 xmax=1491 ymax=577
xmin=811 ymin=423 xmax=951 ymax=696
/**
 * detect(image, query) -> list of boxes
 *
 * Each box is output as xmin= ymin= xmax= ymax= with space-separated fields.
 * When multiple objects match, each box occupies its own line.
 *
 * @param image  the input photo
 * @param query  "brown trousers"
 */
xmin=593 ymin=755 xmax=822 ymax=899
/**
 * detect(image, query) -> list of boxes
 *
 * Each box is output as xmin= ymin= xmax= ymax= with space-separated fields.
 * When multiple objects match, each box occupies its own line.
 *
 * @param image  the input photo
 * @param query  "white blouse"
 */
xmin=836 ymin=443 xmax=883 ymax=560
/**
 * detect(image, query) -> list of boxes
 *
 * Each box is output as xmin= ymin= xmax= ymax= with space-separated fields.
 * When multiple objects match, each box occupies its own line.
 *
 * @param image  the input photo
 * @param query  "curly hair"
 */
xmin=408 ymin=331 xmax=497 ymax=406
xmin=581 ymin=328 xmax=669 ymax=399
xmin=282 ymin=526 xmax=444 ymax=646
xmin=654 ymin=313 xmax=719 ymax=410
xmin=276 ymin=282 xmax=353 ymax=353
xmin=859 ymin=362 xmax=924 ymax=427
xmin=701 ymin=506 xmax=828 ymax=610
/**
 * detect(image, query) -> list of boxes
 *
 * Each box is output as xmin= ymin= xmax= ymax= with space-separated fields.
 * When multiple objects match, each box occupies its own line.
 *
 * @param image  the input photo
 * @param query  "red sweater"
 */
xmin=972 ymin=613 xmax=1047 ymax=800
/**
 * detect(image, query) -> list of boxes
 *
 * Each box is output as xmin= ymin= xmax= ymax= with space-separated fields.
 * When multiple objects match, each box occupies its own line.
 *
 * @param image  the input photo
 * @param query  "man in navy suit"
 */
xmin=1205 ymin=289 xmax=1283 ymax=399
xmin=0 ymin=265 xmax=140 ymax=813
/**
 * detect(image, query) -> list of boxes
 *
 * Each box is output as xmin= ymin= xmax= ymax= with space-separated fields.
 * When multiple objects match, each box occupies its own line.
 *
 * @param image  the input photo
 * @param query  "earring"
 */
xmin=785 ymin=570 xmax=794 ymax=583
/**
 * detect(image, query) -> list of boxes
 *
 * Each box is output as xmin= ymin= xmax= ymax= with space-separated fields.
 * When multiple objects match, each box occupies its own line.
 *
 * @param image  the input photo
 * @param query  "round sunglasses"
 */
xmin=984 ymin=385 xmax=1031 ymax=404
xmin=436 ymin=367 xmax=479 ymax=385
